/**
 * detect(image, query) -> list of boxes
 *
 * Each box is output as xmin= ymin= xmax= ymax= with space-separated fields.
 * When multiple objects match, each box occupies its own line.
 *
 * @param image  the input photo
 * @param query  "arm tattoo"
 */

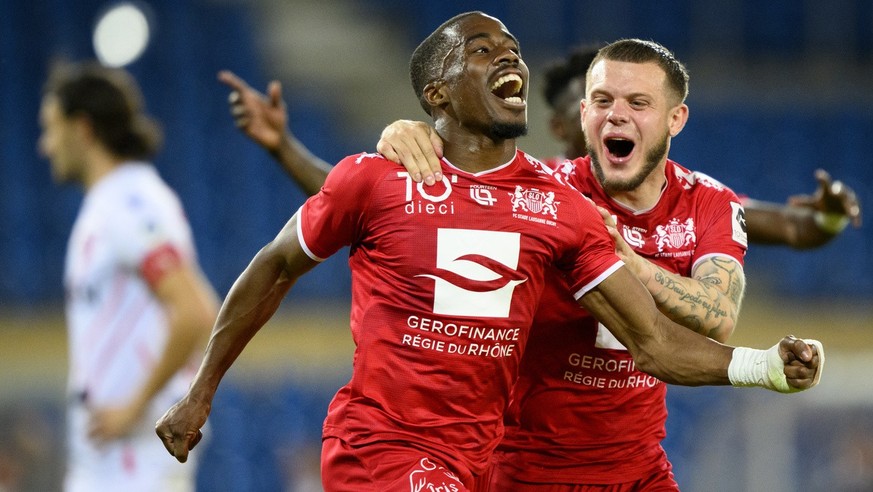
xmin=647 ymin=256 xmax=745 ymax=340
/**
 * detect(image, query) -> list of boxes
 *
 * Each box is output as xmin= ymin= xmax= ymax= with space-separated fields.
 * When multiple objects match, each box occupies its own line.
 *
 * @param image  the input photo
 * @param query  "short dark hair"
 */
xmin=44 ymin=61 xmax=162 ymax=159
xmin=542 ymin=44 xmax=600 ymax=109
xmin=590 ymin=39 xmax=689 ymax=104
xmin=409 ymin=11 xmax=484 ymax=115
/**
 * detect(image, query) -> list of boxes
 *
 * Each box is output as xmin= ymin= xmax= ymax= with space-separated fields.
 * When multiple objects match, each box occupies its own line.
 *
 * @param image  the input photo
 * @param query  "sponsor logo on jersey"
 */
xmin=622 ymin=225 xmax=646 ymax=249
xmin=408 ymin=457 xmax=462 ymax=492
xmin=730 ymin=201 xmax=748 ymax=247
xmin=417 ymin=229 xmax=526 ymax=318
xmin=654 ymin=217 xmax=696 ymax=252
xmin=400 ymin=172 xmax=457 ymax=216
xmin=470 ymin=185 xmax=497 ymax=206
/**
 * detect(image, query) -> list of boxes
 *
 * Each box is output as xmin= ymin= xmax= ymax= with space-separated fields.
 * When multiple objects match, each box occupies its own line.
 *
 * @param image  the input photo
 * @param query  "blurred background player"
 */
xmin=38 ymin=61 xmax=219 ymax=492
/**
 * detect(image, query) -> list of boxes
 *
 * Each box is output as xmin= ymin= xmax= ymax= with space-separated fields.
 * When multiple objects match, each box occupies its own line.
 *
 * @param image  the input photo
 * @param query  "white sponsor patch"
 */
xmin=730 ymin=201 xmax=748 ymax=247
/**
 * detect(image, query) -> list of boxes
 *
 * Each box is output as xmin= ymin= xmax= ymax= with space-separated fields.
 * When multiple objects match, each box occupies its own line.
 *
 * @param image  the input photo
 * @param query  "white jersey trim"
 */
xmin=296 ymin=205 xmax=326 ymax=262
xmin=572 ymin=260 xmax=625 ymax=300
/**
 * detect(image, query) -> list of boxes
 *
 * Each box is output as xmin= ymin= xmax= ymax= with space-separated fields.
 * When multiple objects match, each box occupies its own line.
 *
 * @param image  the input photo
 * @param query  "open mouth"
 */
xmin=490 ymin=74 xmax=524 ymax=105
xmin=605 ymin=137 xmax=634 ymax=158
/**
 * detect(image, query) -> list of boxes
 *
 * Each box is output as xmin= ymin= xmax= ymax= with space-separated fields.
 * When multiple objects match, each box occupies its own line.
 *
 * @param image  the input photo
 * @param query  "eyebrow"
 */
xmin=464 ymin=31 xmax=520 ymax=48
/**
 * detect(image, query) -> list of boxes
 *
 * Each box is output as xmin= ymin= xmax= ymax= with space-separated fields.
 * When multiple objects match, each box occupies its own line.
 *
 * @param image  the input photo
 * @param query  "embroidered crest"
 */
xmin=509 ymin=186 xmax=560 ymax=220
xmin=654 ymin=218 xmax=696 ymax=252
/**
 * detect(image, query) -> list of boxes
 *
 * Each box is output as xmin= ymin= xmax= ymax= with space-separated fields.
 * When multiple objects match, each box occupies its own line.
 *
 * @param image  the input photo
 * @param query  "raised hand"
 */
xmin=218 ymin=70 xmax=288 ymax=153
xmin=789 ymin=168 xmax=862 ymax=229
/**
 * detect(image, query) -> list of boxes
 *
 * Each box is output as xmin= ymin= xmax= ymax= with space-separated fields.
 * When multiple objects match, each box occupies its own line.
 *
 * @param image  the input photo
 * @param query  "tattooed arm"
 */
xmin=639 ymin=256 xmax=744 ymax=342
xmin=598 ymin=208 xmax=745 ymax=343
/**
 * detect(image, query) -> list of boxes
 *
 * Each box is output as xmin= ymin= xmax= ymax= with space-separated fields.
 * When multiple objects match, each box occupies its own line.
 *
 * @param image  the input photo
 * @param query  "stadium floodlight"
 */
xmin=92 ymin=2 xmax=152 ymax=67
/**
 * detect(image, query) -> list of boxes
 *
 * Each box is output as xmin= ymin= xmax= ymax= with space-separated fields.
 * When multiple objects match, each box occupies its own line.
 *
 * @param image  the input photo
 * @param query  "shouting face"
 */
xmin=582 ymin=59 xmax=688 ymax=195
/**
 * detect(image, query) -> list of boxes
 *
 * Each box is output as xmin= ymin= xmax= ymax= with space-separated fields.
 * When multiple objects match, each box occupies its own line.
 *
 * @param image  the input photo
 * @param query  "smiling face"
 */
xmin=435 ymin=13 xmax=529 ymax=141
xmin=582 ymin=59 xmax=688 ymax=194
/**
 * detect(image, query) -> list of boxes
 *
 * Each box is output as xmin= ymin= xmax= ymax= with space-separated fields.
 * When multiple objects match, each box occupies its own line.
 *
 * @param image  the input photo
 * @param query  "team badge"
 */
xmin=654 ymin=218 xmax=696 ymax=252
xmin=509 ymin=186 xmax=560 ymax=220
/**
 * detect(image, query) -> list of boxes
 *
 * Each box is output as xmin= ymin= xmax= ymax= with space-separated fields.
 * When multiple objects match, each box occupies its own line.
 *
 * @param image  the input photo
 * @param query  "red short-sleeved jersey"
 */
xmin=297 ymin=150 xmax=623 ymax=477
xmin=495 ymin=157 xmax=747 ymax=484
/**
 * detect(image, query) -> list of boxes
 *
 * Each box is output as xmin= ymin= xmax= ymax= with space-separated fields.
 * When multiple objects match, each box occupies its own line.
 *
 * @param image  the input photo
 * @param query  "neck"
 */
xmin=82 ymin=148 xmax=125 ymax=190
xmin=607 ymin=162 xmax=668 ymax=212
xmin=436 ymin=122 xmax=518 ymax=173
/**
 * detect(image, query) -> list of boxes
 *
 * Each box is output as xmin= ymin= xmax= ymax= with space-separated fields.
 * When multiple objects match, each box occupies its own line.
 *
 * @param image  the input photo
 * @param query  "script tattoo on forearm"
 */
xmin=649 ymin=256 xmax=745 ymax=340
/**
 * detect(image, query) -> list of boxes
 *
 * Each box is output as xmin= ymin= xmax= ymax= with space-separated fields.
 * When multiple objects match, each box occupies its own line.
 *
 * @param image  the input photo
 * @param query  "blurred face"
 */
xmin=38 ymin=95 xmax=86 ymax=184
xmin=549 ymin=76 xmax=587 ymax=158
xmin=581 ymin=59 xmax=687 ymax=193
xmin=440 ymin=14 xmax=529 ymax=140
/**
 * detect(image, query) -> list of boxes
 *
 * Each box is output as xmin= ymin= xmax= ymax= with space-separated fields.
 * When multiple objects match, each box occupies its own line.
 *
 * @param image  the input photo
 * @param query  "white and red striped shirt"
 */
xmin=64 ymin=162 xmax=196 ymax=411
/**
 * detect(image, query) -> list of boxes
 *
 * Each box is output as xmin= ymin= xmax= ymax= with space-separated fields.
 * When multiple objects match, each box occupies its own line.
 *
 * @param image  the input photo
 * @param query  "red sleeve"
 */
xmin=140 ymin=243 xmax=183 ymax=288
xmin=695 ymin=186 xmax=748 ymax=267
xmin=297 ymin=152 xmax=386 ymax=261
xmin=563 ymin=193 xmax=625 ymax=299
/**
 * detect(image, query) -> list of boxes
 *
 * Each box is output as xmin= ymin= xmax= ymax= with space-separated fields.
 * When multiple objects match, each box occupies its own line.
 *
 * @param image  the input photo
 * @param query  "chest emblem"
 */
xmin=654 ymin=218 xmax=696 ymax=252
xmin=509 ymin=186 xmax=560 ymax=220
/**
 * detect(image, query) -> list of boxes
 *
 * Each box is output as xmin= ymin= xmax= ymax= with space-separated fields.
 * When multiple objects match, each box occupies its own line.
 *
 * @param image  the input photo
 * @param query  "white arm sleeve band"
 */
xmin=728 ymin=339 xmax=824 ymax=393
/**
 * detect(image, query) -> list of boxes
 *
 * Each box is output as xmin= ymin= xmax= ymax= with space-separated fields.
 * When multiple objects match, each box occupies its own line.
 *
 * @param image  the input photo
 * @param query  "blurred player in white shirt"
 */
xmin=39 ymin=61 xmax=219 ymax=492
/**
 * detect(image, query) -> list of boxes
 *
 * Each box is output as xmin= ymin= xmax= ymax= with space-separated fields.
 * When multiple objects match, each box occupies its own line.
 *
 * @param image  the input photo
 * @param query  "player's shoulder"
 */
xmin=336 ymin=152 xmax=395 ymax=169
xmin=105 ymin=165 xmax=185 ymax=226
xmin=517 ymin=150 xmax=582 ymax=195
xmin=328 ymin=152 xmax=400 ymax=182
xmin=668 ymin=160 xmax=740 ymax=200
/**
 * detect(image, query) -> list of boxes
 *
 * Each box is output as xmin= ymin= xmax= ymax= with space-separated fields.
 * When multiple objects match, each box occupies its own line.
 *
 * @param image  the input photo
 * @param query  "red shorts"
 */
xmin=321 ymin=437 xmax=473 ymax=491
xmin=487 ymin=463 xmax=679 ymax=492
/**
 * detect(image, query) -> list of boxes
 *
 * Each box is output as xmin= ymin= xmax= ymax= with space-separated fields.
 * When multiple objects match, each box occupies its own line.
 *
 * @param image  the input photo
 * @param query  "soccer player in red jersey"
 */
xmin=218 ymin=34 xmax=856 ymax=490
xmin=537 ymin=45 xmax=861 ymax=248
xmin=376 ymin=39 xmax=845 ymax=491
xmin=159 ymin=13 xmax=821 ymax=491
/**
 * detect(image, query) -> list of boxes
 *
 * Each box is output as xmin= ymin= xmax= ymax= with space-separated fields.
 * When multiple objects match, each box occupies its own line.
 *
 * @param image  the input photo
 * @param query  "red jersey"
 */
xmin=297 ymin=150 xmax=623 ymax=477
xmin=495 ymin=157 xmax=748 ymax=484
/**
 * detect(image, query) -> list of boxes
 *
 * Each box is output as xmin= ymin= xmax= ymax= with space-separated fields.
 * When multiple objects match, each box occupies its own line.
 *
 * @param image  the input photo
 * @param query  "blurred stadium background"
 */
xmin=1 ymin=0 xmax=871 ymax=490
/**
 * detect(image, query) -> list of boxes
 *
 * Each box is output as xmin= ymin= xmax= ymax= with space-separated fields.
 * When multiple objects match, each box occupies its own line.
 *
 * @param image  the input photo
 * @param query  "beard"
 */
xmin=589 ymin=132 xmax=669 ymax=193
xmin=487 ymin=121 xmax=528 ymax=141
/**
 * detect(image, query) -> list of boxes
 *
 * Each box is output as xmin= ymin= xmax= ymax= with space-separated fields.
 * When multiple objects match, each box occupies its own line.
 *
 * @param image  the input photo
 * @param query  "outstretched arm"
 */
xmin=745 ymin=169 xmax=862 ymax=249
xmin=155 ymin=213 xmax=318 ymax=462
xmin=598 ymin=207 xmax=744 ymax=343
xmin=218 ymin=70 xmax=332 ymax=196
xmin=578 ymin=266 xmax=822 ymax=392
xmin=88 ymin=262 xmax=219 ymax=444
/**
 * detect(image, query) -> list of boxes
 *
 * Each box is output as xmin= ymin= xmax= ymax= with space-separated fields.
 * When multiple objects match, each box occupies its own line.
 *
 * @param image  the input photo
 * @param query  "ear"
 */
xmin=71 ymin=112 xmax=96 ymax=142
xmin=423 ymin=80 xmax=449 ymax=112
xmin=579 ymin=98 xmax=589 ymax=126
xmin=668 ymin=103 xmax=689 ymax=137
